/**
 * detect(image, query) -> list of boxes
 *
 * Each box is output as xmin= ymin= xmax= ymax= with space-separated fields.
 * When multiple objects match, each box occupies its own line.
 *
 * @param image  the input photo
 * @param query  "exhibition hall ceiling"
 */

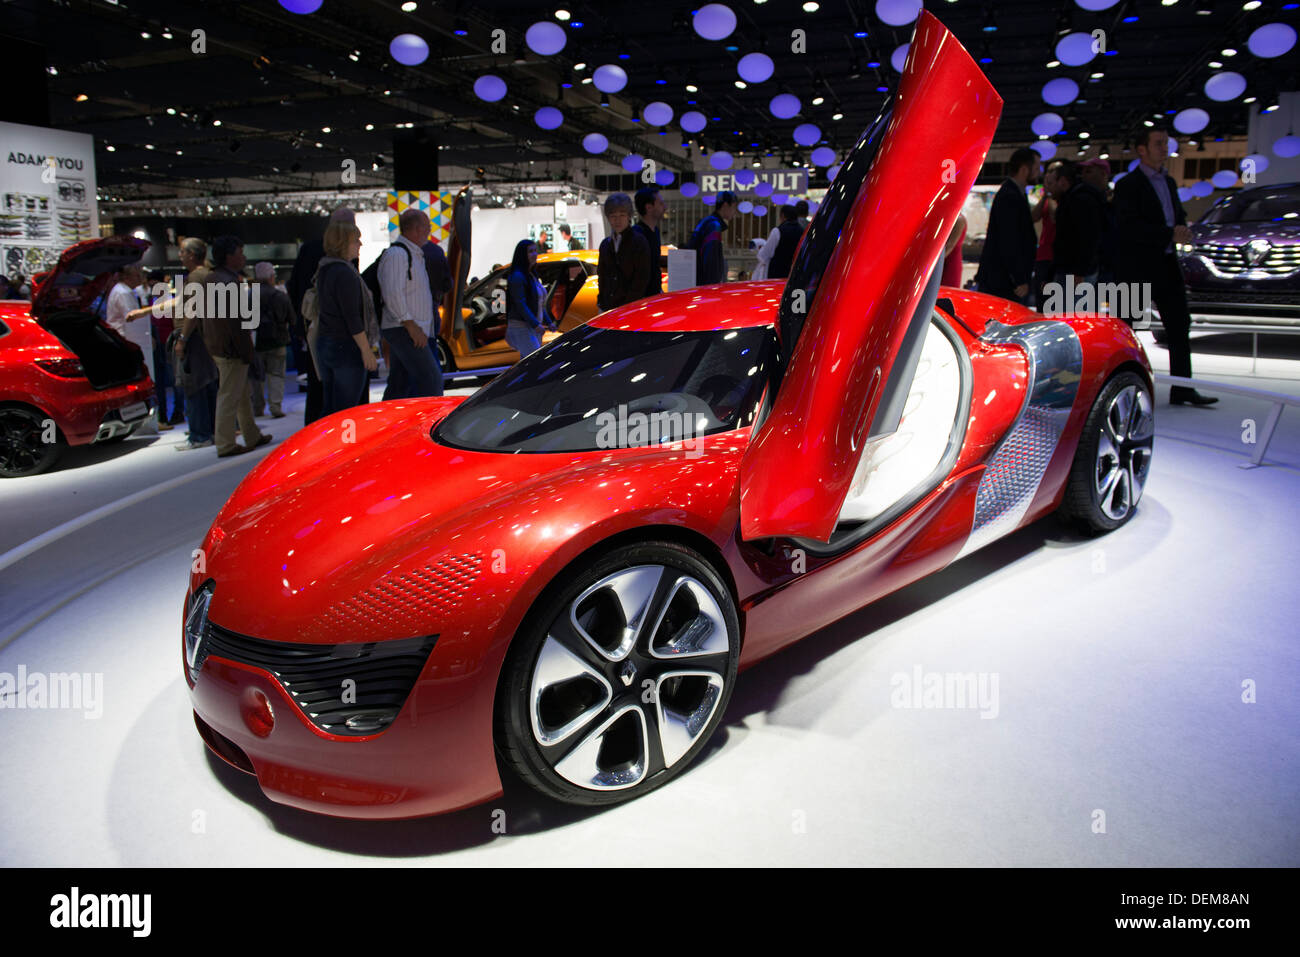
xmin=5 ymin=0 xmax=1298 ymax=195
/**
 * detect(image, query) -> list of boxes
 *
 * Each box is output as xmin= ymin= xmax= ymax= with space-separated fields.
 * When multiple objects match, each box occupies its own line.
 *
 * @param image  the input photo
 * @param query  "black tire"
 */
xmin=496 ymin=541 xmax=740 ymax=807
xmin=1059 ymin=370 xmax=1154 ymax=534
xmin=434 ymin=338 xmax=455 ymax=373
xmin=0 ymin=405 xmax=64 ymax=477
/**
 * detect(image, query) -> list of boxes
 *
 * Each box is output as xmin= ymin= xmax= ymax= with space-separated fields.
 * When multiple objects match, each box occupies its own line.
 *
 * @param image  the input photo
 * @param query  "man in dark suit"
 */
xmin=1113 ymin=128 xmax=1216 ymax=406
xmin=975 ymin=147 xmax=1040 ymax=304
xmin=597 ymin=193 xmax=651 ymax=312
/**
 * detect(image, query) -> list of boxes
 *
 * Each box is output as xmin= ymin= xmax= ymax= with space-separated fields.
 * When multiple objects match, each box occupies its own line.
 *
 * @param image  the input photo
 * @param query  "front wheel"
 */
xmin=496 ymin=542 xmax=740 ymax=807
xmin=1059 ymin=371 xmax=1154 ymax=533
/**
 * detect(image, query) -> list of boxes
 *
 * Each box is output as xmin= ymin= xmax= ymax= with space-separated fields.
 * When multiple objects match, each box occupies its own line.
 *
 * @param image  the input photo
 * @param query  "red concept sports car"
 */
xmin=184 ymin=13 xmax=1154 ymax=819
xmin=0 ymin=236 xmax=154 ymax=476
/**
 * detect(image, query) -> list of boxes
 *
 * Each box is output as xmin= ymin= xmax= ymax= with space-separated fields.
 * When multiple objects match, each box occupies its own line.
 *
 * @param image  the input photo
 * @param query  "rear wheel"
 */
xmin=434 ymin=338 xmax=454 ymax=373
xmin=1059 ymin=371 xmax=1154 ymax=533
xmin=0 ymin=406 xmax=64 ymax=477
xmin=496 ymin=542 xmax=739 ymax=807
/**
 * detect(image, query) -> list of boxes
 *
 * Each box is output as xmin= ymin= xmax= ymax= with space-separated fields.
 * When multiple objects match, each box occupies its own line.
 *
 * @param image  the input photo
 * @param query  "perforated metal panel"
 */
xmin=298 ymin=552 xmax=483 ymax=644
xmin=958 ymin=320 xmax=1082 ymax=559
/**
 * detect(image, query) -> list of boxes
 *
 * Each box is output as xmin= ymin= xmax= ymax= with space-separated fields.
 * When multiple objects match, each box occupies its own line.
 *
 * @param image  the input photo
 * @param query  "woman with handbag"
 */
xmin=312 ymin=223 xmax=378 ymax=416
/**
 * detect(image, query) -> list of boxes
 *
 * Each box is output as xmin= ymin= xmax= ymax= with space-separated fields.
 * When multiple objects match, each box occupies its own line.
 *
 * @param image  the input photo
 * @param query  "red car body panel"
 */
xmin=739 ymin=12 xmax=1003 ymax=544
xmin=185 ymin=14 xmax=1153 ymax=819
xmin=0 ymin=302 xmax=152 ymax=447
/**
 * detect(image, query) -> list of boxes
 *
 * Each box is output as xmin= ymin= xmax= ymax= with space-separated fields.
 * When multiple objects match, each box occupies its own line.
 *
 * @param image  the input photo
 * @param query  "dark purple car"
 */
xmin=1178 ymin=182 xmax=1300 ymax=327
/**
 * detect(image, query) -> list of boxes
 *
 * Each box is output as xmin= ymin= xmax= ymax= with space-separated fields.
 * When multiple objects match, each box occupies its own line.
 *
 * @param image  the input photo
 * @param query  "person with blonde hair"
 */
xmin=313 ymin=222 xmax=377 ymax=415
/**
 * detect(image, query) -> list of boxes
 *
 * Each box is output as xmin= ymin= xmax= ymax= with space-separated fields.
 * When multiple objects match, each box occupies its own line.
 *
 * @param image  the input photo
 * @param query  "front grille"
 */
xmin=1193 ymin=242 xmax=1300 ymax=276
xmin=200 ymin=625 xmax=437 ymax=736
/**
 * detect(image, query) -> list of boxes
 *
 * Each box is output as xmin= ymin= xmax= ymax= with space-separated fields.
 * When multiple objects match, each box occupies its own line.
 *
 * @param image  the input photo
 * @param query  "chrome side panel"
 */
xmin=956 ymin=319 xmax=1083 ymax=559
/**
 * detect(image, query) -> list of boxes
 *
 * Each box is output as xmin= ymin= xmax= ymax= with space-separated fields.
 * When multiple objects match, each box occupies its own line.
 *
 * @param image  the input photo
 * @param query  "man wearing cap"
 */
xmin=689 ymin=190 xmax=738 ymax=286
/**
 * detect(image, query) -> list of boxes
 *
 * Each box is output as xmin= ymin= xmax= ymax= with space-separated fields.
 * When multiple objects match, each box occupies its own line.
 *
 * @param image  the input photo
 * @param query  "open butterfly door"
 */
xmin=739 ymin=11 xmax=1002 ymax=543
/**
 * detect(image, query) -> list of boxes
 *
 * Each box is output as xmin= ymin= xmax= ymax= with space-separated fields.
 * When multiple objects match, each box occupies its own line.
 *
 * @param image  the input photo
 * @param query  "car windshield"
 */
xmin=435 ymin=325 xmax=775 ymax=453
xmin=1200 ymin=186 xmax=1300 ymax=224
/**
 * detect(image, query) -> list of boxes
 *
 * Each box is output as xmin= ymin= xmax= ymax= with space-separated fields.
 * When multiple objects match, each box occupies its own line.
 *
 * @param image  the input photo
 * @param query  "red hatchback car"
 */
xmin=185 ymin=14 xmax=1154 ymax=819
xmin=0 ymin=236 xmax=154 ymax=477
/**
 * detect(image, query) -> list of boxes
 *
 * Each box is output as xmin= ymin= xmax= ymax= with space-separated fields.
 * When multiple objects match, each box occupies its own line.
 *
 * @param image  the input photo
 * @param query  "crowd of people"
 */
xmin=975 ymin=128 xmax=1217 ymax=407
xmin=15 ymin=128 xmax=1215 ymax=465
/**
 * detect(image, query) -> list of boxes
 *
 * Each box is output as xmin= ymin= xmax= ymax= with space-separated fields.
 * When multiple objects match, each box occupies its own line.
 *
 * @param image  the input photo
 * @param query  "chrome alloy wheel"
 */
xmin=527 ymin=565 xmax=731 ymax=792
xmin=1094 ymin=383 xmax=1153 ymax=522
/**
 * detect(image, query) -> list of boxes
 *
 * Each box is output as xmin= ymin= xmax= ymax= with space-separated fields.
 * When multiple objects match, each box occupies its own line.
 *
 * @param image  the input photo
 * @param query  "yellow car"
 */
xmin=435 ymin=248 xmax=670 ymax=375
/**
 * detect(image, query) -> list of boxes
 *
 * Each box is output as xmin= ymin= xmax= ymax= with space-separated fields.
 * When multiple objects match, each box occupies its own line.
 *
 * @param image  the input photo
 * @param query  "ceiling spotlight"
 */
xmin=402 ymin=1 xmax=417 ymax=10
xmin=166 ymin=107 xmax=176 ymax=114
xmin=105 ymin=145 xmax=115 ymax=152
xmin=574 ymin=62 xmax=587 ymax=71
xmin=321 ymin=126 xmax=331 ymax=133
xmin=1046 ymin=60 xmax=1060 ymax=68
xmin=453 ymin=18 xmax=468 ymax=36
xmin=161 ymin=27 xmax=173 ymax=38
xmin=365 ymin=122 xmax=374 ymax=130
xmin=735 ymin=80 xmax=747 ymax=89
xmin=812 ymin=95 xmax=825 ymax=105
xmin=348 ymin=51 xmax=360 ymax=62
xmin=982 ymin=7 xmax=998 ymax=32
xmin=600 ymin=92 xmax=609 ymax=106
xmin=802 ymin=1 xmax=819 ymax=10
xmin=1221 ymin=48 xmax=1237 ymax=56
xmin=832 ymin=111 xmax=844 ymax=121
xmin=75 ymin=93 xmax=88 ymax=102
xmin=1208 ymin=60 xmax=1223 ymax=68
xmin=213 ymin=119 xmax=222 ymax=126
xmin=686 ymin=82 xmax=698 ymax=92
xmin=555 ymin=8 xmax=571 ymax=19
xmin=140 ymin=31 xmax=151 ymax=39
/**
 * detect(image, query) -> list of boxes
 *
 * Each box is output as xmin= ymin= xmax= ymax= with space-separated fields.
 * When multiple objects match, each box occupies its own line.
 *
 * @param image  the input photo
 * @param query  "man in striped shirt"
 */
xmin=379 ymin=209 xmax=443 ymax=399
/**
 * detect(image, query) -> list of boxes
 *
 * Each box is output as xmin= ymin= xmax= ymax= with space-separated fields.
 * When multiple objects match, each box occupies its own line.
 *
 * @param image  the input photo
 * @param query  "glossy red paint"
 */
xmin=0 ymin=299 xmax=152 ymax=446
xmin=186 ymin=14 xmax=1153 ymax=819
xmin=739 ymin=11 xmax=1003 ymax=544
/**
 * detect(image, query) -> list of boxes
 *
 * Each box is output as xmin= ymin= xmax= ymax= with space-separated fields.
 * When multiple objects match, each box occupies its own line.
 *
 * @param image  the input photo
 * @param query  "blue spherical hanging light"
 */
xmin=1031 ymin=112 xmax=1064 ymax=137
xmin=738 ymin=53 xmax=774 ymax=83
xmin=793 ymin=124 xmax=821 ymax=147
xmin=593 ymin=64 xmax=628 ymax=93
xmin=474 ymin=75 xmax=507 ymax=102
xmin=693 ymin=4 xmax=737 ymax=41
xmin=1204 ymin=72 xmax=1246 ymax=102
xmin=582 ymin=132 xmax=608 ymax=154
xmin=1042 ymin=78 xmax=1079 ymax=107
xmin=709 ymin=151 xmax=734 ymax=170
xmin=681 ymin=182 xmax=700 ymax=198
xmin=622 ymin=153 xmax=645 ymax=173
xmin=1173 ymin=108 xmax=1209 ymax=134
xmin=390 ymin=34 xmax=429 ymax=66
xmin=525 ymin=21 xmax=567 ymax=56
xmin=1055 ymin=32 xmax=1097 ymax=67
xmin=1248 ymin=23 xmax=1296 ymax=59
xmin=643 ymin=102 xmax=674 ymax=126
xmin=680 ymin=111 xmax=707 ymax=134
xmin=534 ymin=107 xmax=564 ymax=130
xmin=769 ymin=94 xmax=801 ymax=120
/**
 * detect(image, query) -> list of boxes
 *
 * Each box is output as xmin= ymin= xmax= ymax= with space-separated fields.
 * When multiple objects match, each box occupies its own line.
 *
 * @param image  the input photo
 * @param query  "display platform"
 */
xmin=1 ymin=346 xmax=1297 ymax=866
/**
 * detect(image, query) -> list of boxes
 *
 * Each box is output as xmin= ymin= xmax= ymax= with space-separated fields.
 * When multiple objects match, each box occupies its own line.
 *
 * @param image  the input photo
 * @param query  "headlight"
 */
xmin=185 ymin=581 xmax=214 ymax=678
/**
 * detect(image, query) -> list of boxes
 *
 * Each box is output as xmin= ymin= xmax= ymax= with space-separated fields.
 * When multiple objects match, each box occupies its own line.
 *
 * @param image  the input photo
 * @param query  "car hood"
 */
xmin=1191 ymin=221 xmax=1300 ymax=244
xmin=200 ymin=397 xmax=745 ymax=642
xmin=29 ymin=236 xmax=150 ymax=320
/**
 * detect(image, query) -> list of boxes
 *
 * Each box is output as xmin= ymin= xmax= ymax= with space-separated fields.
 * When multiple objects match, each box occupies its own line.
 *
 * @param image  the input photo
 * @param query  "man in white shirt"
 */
xmin=379 ymin=209 xmax=442 ymax=399
xmin=107 ymin=263 xmax=166 ymax=421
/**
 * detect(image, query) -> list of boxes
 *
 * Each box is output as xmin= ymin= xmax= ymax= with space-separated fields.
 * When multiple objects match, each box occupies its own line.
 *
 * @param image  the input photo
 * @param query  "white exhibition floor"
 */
xmin=1 ymin=333 xmax=1297 ymax=867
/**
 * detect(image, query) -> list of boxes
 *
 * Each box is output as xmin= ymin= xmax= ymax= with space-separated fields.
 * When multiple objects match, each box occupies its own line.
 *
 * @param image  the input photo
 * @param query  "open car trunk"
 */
xmin=40 ymin=310 xmax=148 ymax=390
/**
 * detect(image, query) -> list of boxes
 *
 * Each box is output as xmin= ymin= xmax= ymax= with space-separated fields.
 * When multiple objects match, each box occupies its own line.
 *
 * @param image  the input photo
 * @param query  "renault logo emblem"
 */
xmin=1247 ymin=239 xmax=1271 ymax=266
xmin=619 ymin=661 xmax=636 ymax=687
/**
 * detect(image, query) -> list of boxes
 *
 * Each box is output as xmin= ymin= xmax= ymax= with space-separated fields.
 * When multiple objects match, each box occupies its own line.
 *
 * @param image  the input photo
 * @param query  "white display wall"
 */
xmin=0 ymin=120 xmax=99 ymax=280
xmin=469 ymin=203 xmax=604 ymax=281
